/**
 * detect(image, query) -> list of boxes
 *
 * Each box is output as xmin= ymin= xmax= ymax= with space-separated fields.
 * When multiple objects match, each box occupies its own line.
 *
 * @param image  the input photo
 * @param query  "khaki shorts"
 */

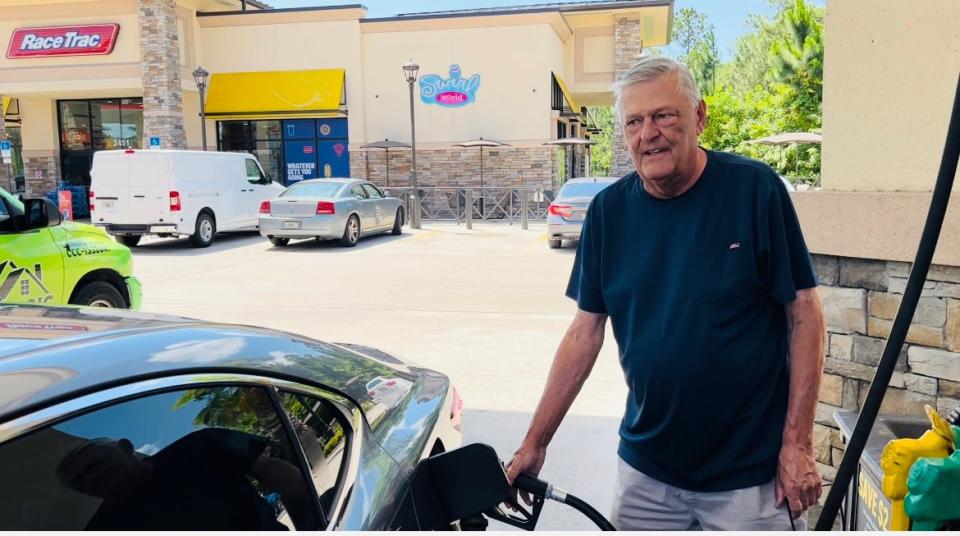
xmin=611 ymin=457 xmax=807 ymax=531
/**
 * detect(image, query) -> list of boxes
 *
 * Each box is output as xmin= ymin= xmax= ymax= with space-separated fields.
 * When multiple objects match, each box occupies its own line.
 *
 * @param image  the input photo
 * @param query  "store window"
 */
xmin=217 ymin=118 xmax=349 ymax=186
xmin=57 ymin=98 xmax=142 ymax=187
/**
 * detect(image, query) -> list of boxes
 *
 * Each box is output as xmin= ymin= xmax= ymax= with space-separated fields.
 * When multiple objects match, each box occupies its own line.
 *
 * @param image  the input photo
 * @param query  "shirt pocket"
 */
xmin=694 ymin=240 xmax=761 ymax=306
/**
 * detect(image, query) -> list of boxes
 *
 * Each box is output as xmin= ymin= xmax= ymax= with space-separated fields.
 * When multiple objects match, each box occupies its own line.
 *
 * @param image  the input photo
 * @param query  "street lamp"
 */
xmin=192 ymin=66 xmax=210 ymax=151
xmin=403 ymin=60 xmax=421 ymax=229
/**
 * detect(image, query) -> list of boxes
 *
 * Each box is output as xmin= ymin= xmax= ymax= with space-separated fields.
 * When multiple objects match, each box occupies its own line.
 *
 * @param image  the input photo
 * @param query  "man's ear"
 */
xmin=696 ymin=99 xmax=708 ymax=135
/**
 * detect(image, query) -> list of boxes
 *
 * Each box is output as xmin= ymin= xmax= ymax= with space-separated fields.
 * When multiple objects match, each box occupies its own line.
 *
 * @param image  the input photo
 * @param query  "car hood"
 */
xmin=59 ymin=220 xmax=112 ymax=240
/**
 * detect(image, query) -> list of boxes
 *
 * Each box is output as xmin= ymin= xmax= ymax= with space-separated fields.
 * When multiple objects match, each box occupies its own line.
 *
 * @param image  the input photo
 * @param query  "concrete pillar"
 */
xmin=19 ymin=98 xmax=59 ymax=196
xmin=139 ymin=0 xmax=186 ymax=149
xmin=612 ymin=16 xmax=644 ymax=178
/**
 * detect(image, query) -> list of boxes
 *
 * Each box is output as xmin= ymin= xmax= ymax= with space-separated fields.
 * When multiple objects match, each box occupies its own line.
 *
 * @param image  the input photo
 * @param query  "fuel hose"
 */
xmin=815 ymin=73 xmax=960 ymax=530
xmin=513 ymin=473 xmax=617 ymax=531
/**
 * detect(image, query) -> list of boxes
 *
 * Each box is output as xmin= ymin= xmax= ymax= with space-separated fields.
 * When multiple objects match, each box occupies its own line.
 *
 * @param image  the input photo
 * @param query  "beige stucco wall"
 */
xmin=0 ymin=0 xmax=141 ymax=96
xmin=197 ymin=18 xmax=365 ymax=143
xmin=822 ymin=0 xmax=960 ymax=192
xmin=361 ymin=24 xmax=564 ymax=146
xmin=17 ymin=97 xmax=57 ymax=152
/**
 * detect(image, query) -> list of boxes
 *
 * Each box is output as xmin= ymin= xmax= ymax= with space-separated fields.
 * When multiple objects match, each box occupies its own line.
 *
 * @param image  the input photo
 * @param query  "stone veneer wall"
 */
xmin=611 ymin=16 xmax=643 ymax=178
xmin=22 ymin=152 xmax=59 ymax=197
xmin=139 ymin=0 xmax=186 ymax=149
xmin=812 ymin=253 xmax=960 ymax=489
xmin=350 ymin=146 xmax=557 ymax=189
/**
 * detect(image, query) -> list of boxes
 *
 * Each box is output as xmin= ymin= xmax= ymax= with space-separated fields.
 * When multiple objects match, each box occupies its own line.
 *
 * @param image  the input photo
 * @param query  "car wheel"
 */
xmin=71 ymin=281 xmax=127 ymax=308
xmin=391 ymin=208 xmax=404 ymax=235
xmin=340 ymin=215 xmax=360 ymax=247
xmin=270 ymin=237 xmax=289 ymax=247
xmin=548 ymin=239 xmax=562 ymax=249
xmin=190 ymin=212 xmax=216 ymax=248
xmin=118 ymin=235 xmax=141 ymax=247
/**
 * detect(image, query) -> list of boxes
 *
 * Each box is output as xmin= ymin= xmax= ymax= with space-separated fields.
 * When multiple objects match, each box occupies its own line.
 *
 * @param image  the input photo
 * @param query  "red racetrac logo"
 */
xmin=7 ymin=24 xmax=120 ymax=58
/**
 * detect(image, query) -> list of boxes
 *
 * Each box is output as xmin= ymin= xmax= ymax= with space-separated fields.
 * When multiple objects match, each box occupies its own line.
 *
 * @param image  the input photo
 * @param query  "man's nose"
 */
xmin=639 ymin=118 xmax=660 ymax=143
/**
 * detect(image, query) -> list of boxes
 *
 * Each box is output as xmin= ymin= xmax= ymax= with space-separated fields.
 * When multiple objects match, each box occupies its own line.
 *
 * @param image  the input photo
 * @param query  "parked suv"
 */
xmin=0 ymin=187 xmax=141 ymax=308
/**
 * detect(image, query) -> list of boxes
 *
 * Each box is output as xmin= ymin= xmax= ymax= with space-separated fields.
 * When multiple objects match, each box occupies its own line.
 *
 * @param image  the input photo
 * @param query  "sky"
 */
xmin=265 ymin=0 xmax=826 ymax=61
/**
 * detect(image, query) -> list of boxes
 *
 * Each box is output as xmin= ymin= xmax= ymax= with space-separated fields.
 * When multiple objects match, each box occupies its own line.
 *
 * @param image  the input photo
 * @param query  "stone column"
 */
xmin=0 ymin=97 xmax=11 ymax=192
xmin=139 ymin=0 xmax=187 ymax=149
xmin=612 ymin=16 xmax=644 ymax=178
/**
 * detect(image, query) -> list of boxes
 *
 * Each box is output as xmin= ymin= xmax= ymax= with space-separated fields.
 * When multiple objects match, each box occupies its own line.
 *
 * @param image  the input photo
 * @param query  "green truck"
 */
xmin=0 ymin=187 xmax=141 ymax=309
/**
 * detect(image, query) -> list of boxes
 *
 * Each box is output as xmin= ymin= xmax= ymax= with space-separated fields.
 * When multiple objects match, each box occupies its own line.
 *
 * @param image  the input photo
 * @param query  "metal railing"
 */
xmin=381 ymin=187 xmax=556 ymax=229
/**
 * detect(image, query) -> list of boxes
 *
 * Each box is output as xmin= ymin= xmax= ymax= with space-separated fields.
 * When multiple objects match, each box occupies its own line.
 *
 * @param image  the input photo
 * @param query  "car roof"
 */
xmin=0 ymin=304 xmax=421 ymax=422
xmin=561 ymin=177 xmax=619 ymax=184
xmin=289 ymin=178 xmax=363 ymax=186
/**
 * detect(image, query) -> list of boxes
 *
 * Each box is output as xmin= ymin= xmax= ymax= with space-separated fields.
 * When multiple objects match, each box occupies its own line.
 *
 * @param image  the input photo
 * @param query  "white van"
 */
xmin=90 ymin=149 xmax=284 ymax=247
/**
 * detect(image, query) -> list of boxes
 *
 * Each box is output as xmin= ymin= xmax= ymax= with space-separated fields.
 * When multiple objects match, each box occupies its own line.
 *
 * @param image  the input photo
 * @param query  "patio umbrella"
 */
xmin=746 ymin=132 xmax=822 ymax=176
xmin=544 ymin=137 xmax=597 ymax=180
xmin=361 ymin=138 xmax=411 ymax=187
xmin=453 ymin=138 xmax=510 ymax=215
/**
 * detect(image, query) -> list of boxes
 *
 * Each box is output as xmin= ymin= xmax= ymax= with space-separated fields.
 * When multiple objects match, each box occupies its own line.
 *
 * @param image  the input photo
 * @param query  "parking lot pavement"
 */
xmin=133 ymin=222 xmax=627 ymax=530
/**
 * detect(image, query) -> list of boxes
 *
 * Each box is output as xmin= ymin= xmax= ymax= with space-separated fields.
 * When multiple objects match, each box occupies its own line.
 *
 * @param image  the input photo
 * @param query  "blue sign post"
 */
xmin=149 ymin=136 xmax=160 ymax=149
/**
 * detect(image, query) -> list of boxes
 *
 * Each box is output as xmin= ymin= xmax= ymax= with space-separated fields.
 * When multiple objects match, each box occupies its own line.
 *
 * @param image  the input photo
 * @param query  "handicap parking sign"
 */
xmin=149 ymin=137 xmax=160 ymax=148
xmin=0 ymin=140 xmax=10 ymax=157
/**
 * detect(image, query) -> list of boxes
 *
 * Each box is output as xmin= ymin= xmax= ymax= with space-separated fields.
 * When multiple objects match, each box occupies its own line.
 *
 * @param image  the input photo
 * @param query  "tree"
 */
xmin=588 ymin=106 xmax=614 ymax=176
xmin=665 ymin=8 xmax=720 ymax=96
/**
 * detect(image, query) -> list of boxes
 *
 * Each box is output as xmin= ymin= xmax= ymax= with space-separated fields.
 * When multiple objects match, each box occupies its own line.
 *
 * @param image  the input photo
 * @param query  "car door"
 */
xmin=0 ymin=192 xmax=64 ymax=305
xmin=349 ymin=184 xmax=376 ymax=232
xmin=239 ymin=158 xmax=271 ymax=229
xmin=0 ymin=383 xmax=324 ymax=530
xmin=361 ymin=183 xmax=388 ymax=230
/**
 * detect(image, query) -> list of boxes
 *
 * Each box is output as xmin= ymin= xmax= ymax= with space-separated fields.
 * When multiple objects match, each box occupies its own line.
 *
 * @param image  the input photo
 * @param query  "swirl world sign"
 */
xmin=419 ymin=65 xmax=480 ymax=108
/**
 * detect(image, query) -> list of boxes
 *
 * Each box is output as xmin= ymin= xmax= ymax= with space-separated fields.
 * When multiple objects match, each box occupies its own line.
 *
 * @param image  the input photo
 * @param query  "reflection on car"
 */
xmin=258 ymin=179 xmax=404 ymax=248
xmin=546 ymin=177 xmax=618 ymax=249
xmin=0 ymin=304 xmax=462 ymax=530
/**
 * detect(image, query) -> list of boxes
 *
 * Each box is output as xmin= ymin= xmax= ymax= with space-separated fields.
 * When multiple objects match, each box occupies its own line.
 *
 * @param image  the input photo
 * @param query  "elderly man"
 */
xmin=506 ymin=56 xmax=825 ymax=530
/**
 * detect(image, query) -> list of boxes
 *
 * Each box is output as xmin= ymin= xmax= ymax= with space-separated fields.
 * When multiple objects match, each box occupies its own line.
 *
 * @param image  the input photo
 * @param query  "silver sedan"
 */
xmin=259 ymin=178 xmax=404 ymax=247
xmin=547 ymin=177 xmax=618 ymax=248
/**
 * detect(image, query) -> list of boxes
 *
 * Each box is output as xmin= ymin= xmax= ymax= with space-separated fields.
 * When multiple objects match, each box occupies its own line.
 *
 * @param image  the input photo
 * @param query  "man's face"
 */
xmin=619 ymin=73 xmax=706 ymax=186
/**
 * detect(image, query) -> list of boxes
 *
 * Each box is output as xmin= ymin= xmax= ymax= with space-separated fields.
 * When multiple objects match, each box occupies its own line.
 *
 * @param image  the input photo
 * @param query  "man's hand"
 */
xmin=775 ymin=442 xmax=822 ymax=518
xmin=505 ymin=442 xmax=547 ymax=506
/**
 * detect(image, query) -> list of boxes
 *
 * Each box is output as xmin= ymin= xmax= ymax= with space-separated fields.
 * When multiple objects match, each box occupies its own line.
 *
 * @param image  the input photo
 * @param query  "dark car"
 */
xmin=0 ymin=305 xmax=463 ymax=530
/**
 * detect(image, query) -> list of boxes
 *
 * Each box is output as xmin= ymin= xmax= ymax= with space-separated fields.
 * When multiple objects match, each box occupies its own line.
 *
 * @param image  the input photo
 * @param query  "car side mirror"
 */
xmin=17 ymin=197 xmax=61 ymax=230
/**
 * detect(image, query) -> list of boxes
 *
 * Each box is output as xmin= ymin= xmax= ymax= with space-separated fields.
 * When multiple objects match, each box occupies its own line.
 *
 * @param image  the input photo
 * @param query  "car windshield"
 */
xmin=280 ymin=182 xmax=343 ymax=198
xmin=0 ymin=187 xmax=24 ymax=214
xmin=559 ymin=182 xmax=614 ymax=198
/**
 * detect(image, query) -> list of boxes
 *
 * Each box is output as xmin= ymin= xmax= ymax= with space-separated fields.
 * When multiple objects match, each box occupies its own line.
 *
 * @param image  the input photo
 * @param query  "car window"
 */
xmin=278 ymin=392 xmax=349 ymax=524
xmin=0 ymin=198 xmax=10 ymax=231
xmin=244 ymin=159 xmax=264 ymax=184
xmin=0 ymin=386 xmax=320 ymax=531
xmin=559 ymin=182 xmax=614 ymax=198
xmin=350 ymin=185 xmax=367 ymax=200
xmin=361 ymin=184 xmax=384 ymax=199
xmin=0 ymin=188 xmax=24 ymax=214
xmin=280 ymin=182 xmax=342 ymax=198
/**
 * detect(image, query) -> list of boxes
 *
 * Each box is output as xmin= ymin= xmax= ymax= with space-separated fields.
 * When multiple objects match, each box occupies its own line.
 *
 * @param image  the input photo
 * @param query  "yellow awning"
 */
xmin=2 ymin=97 xmax=9 ymax=117
xmin=553 ymin=73 xmax=581 ymax=115
xmin=204 ymin=69 xmax=345 ymax=120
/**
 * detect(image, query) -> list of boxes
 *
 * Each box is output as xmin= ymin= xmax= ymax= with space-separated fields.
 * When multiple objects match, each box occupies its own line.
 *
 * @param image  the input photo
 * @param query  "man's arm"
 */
xmin=776 ymin=287 xmax=826 ymax=517
xmin=505 ymin=309 xmax=607 ymax=485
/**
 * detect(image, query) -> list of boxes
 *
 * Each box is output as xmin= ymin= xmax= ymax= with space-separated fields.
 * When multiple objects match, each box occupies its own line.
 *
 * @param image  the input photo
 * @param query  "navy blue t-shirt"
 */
xmin=566 ymin=150 xmax=817 ymax=492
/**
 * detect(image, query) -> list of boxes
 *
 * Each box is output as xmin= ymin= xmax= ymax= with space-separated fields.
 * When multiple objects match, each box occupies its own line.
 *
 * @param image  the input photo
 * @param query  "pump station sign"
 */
xmin=7 ymin=24 xmax=120 ymax=59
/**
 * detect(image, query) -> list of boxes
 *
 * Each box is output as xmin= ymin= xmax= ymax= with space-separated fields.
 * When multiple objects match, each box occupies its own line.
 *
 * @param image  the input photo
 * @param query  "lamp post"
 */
xmin=403 ymin=60 xmax=420 ymax=229
xmin=192 ymin=66 xmax=210 ymax=151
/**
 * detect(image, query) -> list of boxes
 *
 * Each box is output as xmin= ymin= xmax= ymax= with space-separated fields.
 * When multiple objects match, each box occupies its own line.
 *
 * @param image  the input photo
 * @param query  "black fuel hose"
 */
xmin=815 ymin=73 xmax=960 ymax=530
xmin=513 ymin=473 xmax=616 ymax=531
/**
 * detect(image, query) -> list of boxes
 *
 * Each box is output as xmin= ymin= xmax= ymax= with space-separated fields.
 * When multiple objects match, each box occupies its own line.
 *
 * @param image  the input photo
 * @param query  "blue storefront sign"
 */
xmin=284 ymin=140 xmax=318 ymax=184
xmin=281 ymin=118 xmax=349 ymax=184
xmin=419 ymin=64 xmax=480 ymax=108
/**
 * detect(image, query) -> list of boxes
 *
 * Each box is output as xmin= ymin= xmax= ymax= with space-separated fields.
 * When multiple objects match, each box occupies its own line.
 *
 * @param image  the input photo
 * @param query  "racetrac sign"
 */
xmin=7 ymin=24 xmax=120 ymax=59
xmin=419 ymin=64 xmax=480 ymax=108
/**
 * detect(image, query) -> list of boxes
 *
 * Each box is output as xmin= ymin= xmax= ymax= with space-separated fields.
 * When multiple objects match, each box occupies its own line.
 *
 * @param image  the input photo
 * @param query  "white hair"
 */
xmin=612 ymin=56 xmax=702 ymax=122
